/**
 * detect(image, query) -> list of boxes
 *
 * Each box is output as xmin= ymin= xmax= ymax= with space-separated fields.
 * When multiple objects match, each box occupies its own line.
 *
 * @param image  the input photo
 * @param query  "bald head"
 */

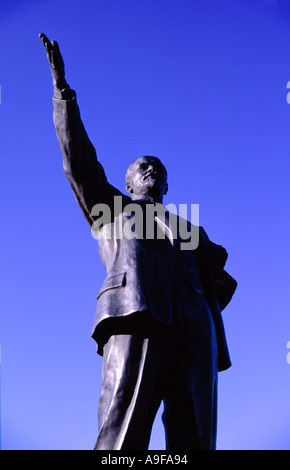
xmin=125 ymin=156 xmax=168 ymax=203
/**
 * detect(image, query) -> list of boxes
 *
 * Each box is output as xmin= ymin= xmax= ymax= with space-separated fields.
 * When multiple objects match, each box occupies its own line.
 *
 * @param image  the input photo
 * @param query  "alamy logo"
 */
xmin=90 ymin=196 xmax=199 ymax=250
xmin=286 ymin=81 xmax=290 ymax=104
xmin=287 ymin=341 xmax=290 ymax=364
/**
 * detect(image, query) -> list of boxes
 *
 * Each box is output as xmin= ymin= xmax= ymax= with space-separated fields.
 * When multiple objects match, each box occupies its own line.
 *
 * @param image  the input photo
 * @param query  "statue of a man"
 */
xmin=40 ymin=33 xmax=237 ymax=450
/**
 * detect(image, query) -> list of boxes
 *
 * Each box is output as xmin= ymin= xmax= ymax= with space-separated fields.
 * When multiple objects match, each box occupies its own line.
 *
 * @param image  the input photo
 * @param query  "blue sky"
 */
xmin=1 ymin=0 xmax=290 ymax=450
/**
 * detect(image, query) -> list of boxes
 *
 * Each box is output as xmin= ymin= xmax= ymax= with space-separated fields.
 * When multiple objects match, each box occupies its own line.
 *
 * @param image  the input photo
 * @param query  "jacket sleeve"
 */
xmin=52 ymin=91 xmax=128 ymax=226
xmin=199 ymin=226 xmax=228 ymax=273
xmin=198 ymin=226 xmax=237 ymax=371
xmin=199 ymin=226 xmax=237 ymax=311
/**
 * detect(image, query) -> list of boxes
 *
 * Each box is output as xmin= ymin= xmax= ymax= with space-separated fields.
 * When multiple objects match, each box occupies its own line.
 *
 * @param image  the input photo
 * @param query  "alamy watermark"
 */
xmin=286 ymin=81 xmax=290 ymax=104
xmin=90 ymin=196 xmax=199 ymax=250
xmin=286 ymin=341 xmax=290 ymax=364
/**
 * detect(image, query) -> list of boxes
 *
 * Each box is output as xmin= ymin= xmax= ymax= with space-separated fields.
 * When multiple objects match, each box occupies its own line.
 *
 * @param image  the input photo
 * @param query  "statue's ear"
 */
xmin=125 ymin=182 xmax=133 ymax=194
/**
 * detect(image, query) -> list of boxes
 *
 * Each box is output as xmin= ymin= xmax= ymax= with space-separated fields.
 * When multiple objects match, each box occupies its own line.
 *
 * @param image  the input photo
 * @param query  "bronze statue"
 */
xmin=39 ymin=33 xmax=237 ymax=450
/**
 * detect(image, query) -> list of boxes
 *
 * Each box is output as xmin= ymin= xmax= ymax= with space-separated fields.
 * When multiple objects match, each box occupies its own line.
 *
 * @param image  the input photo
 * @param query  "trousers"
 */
xmin=94 ymin=280 xmax=218 ymax=450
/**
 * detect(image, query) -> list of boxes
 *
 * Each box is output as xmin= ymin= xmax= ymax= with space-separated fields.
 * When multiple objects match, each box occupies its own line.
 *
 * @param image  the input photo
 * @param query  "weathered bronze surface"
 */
xmin=40 ymin=33 xmax=237 ymax=450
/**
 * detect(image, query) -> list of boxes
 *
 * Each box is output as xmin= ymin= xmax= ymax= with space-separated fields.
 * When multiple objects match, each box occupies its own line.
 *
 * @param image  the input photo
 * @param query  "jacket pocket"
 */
xmin=97 ymin=272 xmax=126 ymax=299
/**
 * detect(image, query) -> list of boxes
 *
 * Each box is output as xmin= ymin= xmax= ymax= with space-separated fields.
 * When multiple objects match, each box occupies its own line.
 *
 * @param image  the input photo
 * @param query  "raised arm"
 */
xmin=39 ymin=33 xmax=128 ymax=226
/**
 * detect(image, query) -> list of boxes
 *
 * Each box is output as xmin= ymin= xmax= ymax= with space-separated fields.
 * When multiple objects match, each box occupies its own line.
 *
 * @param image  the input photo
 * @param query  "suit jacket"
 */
xmin=52 ymin=91 xmax=237 ymax=372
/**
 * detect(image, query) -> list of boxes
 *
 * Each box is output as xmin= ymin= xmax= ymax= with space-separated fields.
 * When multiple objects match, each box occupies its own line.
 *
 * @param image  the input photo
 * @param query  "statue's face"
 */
xmin=126 ymin=156 xmax=168 ymax=202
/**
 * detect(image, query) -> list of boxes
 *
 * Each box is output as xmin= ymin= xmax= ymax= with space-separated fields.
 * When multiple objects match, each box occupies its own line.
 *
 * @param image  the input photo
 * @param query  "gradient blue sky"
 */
xmin=1 ymin=0 xmax=290 ymax=450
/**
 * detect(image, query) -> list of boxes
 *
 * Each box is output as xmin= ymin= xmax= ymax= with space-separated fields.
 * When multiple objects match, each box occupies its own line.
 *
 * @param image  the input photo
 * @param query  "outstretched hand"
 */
xmin=39 ymin=33 xmax=67 ymax=90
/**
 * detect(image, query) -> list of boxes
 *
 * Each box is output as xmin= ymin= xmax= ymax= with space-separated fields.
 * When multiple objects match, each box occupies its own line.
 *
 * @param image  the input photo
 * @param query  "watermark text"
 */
xmin=90 ymin=197 xmax=199 ymax=250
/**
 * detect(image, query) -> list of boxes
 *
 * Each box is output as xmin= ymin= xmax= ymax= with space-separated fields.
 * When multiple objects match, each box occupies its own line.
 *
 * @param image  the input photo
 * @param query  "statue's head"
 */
xmin=125 ymin=156 xmax=168 ymax=203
